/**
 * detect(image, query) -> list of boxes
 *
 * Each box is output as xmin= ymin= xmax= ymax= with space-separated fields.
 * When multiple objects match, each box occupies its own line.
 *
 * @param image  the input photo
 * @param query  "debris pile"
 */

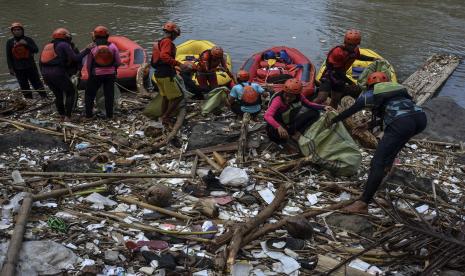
xmin=0 ymin=86 xmax=464 ymax=276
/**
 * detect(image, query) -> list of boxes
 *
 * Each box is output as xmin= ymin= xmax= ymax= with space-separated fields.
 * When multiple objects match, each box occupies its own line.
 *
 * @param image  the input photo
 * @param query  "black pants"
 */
xmin=14 ymin=66 xmax=46 ymax=99
xmin=361 ymin=112 xmax=427 ymax=203
xmin=43 ymin=74 xmax=76 ymax=117
xmin=85 ymin=75 xmax=115 ymax=118
xmin=267 ymin=108 xmax=320 ymax=144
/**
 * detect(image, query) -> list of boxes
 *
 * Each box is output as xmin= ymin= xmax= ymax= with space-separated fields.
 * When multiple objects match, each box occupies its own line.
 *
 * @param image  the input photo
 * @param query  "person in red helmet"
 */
xmin=328 ymin=71 xmax=390 ymax=127
xmin=328 ymin=75 xmax=427 ymax=214
xmin=84 ymin=25 xmax=121 ymax=120
xmin=196 ymin=45 xmax=234 ymax=91
xmin=40 ymin=28 xmax=94 ymax=122
xmin=151 ymin=21 xmax=185 ymax=125
xmin=228 ymin=70 xmax=265 ymax=119
xmin=315 ymin=29 xmax=379 ymax=108
xmin=264 ymin=78 xmax=332 ymax=144
xmin=178 ymin=61 xmax=206 ymax=100
xmin=6 ymin=22 xmax=47 ymax=99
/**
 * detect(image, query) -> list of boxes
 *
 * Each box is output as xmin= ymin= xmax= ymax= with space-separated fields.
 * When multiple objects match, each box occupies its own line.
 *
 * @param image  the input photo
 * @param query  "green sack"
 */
xmin=357 ymin=60 xmax=397 ymax=92
xmin=96 ymin=83 xmax=121 ymax=116
xmin=143 ymin=75 xmax=189 ymax=119
xmin=298 ymin=111 xmax=362 ymax=176
xmin=143 ymin=93 xmax=164 ymax=119
xmin=201 ymin=87 xmax=229 ymax=115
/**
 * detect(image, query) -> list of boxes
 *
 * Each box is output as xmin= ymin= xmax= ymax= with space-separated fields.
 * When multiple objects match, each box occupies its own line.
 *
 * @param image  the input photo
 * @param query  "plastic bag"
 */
xmin=219 ymin=166 xmax=249 ymax=187
xmin=0 ymin=240 xmax=78 ymax=276
xmin=298 ymin=111 xmax=362 ymax=176
xmin=96 ymin=83 xmax=121 ymax=116
xmin=201 ymin=87 xmax=229 ymax=115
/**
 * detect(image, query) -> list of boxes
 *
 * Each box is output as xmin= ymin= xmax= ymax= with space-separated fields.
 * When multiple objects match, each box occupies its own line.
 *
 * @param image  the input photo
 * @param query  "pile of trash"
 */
xmin=0 ymin=89 xmax=464 ymax=276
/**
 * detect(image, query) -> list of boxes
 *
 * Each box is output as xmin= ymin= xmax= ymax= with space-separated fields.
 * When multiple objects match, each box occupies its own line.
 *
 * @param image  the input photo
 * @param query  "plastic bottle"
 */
xmin=11 ymin=170 xmax=24 ymax=185
xmin=2 ymin=207 xmax=11 ymax=225
xmin=75 ymin=142 xmax=90 ymax=151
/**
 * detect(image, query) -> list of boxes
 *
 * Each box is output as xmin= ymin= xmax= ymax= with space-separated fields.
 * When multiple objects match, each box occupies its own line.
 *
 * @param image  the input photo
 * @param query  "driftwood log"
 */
xmin=139 ymin=105 xmax=187 ymax=154
xmin=403 ymin=54 xmax=460 ymax=106
xmin=136 ymin=63 xmax=150 ymax=95
xmin=240 ymin=200 xmax=355 ymax=247
xmin=216 ymin=183 xmax=290 ymax=270
xmin=0 ymin=194 xmax=33 ymax=276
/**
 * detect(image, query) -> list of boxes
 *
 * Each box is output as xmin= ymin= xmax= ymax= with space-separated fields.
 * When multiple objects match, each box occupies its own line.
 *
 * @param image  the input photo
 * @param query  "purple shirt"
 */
xmin=40 ymin=41 xmax=90 ymax=77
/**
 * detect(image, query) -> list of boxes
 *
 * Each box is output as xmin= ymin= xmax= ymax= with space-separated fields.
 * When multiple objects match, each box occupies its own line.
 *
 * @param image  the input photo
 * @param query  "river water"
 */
xmin=1 ymin=0 xmax=464 ymax=89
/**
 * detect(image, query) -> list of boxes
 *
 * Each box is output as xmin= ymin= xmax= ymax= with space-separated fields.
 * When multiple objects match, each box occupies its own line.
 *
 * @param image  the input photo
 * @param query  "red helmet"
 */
xmin=237 ymin=70 xmax=249 ymax=81
xmin=367 ymin=72 xmax=389 ymax=86
xmin=344 ymin=29 xmax=361 ymax=45
xmin=241 ymin=86 xmax=259 ymax=104
xmin=93 ymin=25 xmax=110 ymax=38
xmin=211 ymin=46 xmax=224 ymax=58
xmin=52 ymin=28 xmax=71 ymax=39
xmin=10 ymin=22 xmax=23 ymax=31
xmin=163 ymin=21 xmax=180 ymax=36
xmin=283 ymin=78 xmax=302 ymax=94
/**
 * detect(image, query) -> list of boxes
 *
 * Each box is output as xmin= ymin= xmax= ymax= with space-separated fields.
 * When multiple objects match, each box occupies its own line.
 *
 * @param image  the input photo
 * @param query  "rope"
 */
xmin=114 ymin=82 xmax=139 ymax=94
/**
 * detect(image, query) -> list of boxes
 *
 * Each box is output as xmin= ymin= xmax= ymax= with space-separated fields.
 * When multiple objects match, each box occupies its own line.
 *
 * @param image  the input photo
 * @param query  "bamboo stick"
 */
xmin=20 ymin=171 xmax=190 ymax=179
xmin=96 ymin=211 xmax=212 ymax=243
xmin=212 ymin=151 xmax=227 ymax=168
xmin=117 ymin=196 xmax=193 ymax=221
xmin=191 ymin=155 xmax=199 ymax=179
xmin=33 ymin=179 xmax=118 ymax=201
xmin=237 ymin=112 xmax=250 ymax=166
xmin=195 ymin=150 xmax=222 ymax=171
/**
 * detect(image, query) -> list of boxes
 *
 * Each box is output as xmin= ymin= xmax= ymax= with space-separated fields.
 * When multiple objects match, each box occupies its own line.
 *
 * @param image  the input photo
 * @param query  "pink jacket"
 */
xmin=86 ymin=43 xmax=121 ymax=76
xmin=264 ymin=94 xmax=324 ymax=129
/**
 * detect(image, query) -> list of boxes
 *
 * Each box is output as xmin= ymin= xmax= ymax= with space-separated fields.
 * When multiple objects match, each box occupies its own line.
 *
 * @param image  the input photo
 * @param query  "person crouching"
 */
xmin=264 ymin=78 xmax=332 ymax=143
xmin=228 ymin=70 xmax=265 ymax=120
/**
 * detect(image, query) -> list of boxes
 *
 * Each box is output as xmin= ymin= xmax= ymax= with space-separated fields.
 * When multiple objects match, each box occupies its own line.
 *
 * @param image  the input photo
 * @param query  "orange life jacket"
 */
xmin=40 ymin=43 xmax=59 ymax=65
xmin=93 ymin=45 xmax=114 ymax=67
xmin=326 ymin=45 xmax=360 ymax=72
xmin=198 ymin=50 xmax=222 ymax=72
xmin=151 ymin=38 xmax=176 ymax=67
xmin=259 ymin=60 xmax=286 ymax=69
xmin=12 ymin=42 xmax=30 ymax=60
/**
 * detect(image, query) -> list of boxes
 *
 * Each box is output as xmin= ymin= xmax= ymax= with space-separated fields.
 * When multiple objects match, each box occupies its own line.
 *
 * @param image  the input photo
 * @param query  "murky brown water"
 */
xmin=1 ymin=0 xmax=464 ymax=89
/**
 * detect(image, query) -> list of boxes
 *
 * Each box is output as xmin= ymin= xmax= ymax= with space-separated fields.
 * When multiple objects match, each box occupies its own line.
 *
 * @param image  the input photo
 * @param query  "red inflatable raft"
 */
xmin=79 ymin=35 xmax=147 ymax=89
xmin=240 ymin=46 xmax=316 ymax=97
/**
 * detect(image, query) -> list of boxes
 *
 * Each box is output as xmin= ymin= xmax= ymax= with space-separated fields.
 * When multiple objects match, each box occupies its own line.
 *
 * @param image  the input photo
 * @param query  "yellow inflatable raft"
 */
xmin=152 ymin=40 xmax=233 ymax=86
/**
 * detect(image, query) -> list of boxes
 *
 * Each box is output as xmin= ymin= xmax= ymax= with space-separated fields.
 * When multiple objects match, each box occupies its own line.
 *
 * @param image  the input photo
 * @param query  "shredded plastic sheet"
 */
xmin=0 ymin=240 xmax=78 ymax=276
